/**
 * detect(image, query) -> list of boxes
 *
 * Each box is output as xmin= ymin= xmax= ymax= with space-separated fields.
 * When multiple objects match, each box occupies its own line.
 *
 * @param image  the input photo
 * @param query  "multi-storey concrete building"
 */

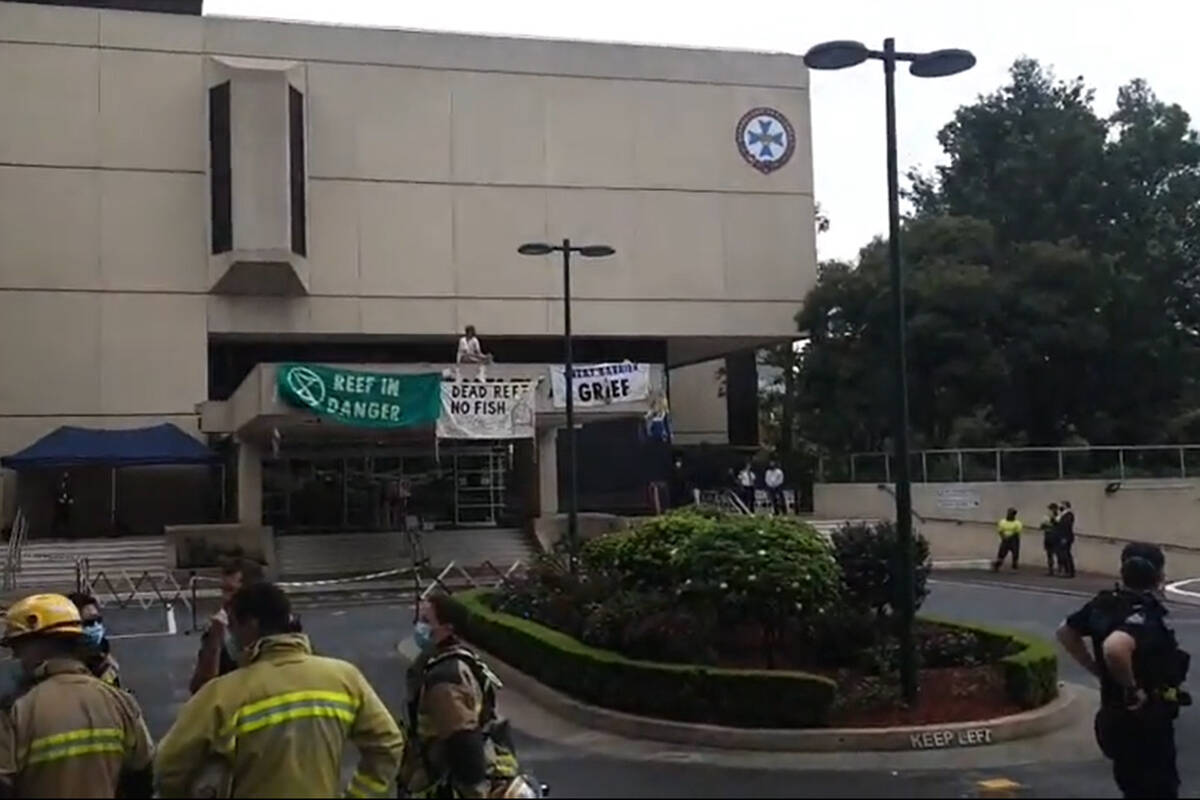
xmin=0 ymin=0 xmax=815 ymax=546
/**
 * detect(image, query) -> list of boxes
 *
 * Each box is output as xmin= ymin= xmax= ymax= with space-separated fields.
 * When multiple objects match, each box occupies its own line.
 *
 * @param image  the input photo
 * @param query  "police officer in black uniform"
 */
xmin=1056 ymin=543 xmax=1190 ymax=798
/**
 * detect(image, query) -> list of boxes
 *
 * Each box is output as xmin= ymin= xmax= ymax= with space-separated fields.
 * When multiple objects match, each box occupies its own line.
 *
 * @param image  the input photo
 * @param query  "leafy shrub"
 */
xmin=492 ymin=555 xmax=613 ymax=638
xmin=620 ymin=605 xmax=717 ymax=664
xmin=795 ymin=610 xmax=880 ymax=670
xmin=446 ymin=589 xmax=837 ymax=728
xmin=580 ymin=509 xmax=712 ymax=588
xmin=831 ymin=520 xmax=931 ymax=624
xmin=578 ymin=510 xmax=841 ymax=666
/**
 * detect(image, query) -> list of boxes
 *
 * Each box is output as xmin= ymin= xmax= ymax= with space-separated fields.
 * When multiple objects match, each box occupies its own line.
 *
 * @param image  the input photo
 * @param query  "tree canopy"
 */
xmin=788 ymin=59 xmax=1200 ymax=454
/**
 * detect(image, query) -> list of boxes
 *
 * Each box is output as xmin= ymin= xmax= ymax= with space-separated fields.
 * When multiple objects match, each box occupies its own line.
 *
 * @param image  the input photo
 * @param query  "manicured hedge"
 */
xmin=445 ymin=589 xmax=838 ymax=728
xmin=920 ymin=615 xmax=1059 ymax=709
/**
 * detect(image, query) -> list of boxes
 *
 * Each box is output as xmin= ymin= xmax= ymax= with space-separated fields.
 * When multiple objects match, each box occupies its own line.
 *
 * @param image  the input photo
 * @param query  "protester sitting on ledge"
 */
xmin=456 ymin=325 xmax=492 ymax=380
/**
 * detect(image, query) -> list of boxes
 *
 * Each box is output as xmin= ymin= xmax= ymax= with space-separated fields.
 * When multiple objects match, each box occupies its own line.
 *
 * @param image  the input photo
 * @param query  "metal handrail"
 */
xmin=694 ymin=489 xmax=752 ymax=515
xmin=820 ymin=444 xmax=1200 ymax=483
xmin=3 ymin=509 xmax=28 ymax=592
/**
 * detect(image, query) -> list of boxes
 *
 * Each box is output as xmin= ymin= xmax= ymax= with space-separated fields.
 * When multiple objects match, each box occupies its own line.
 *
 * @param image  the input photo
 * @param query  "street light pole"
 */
xmin=803 ymin=37 xmax=975 ymax=706
xmin=881 ymin=37 xmax=917 ymax=705
xmin=561 ymin=238 xmax=579 ymax=574
xmin=517 ymin=239 xmax=616 ymax=574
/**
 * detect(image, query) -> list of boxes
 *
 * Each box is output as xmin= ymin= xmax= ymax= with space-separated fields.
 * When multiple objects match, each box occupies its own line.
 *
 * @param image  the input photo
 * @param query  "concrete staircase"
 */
xmin=276 ymin=528 xmax=538 ymax=579
xmin=9 ymin=537 xmax=169 ymax=595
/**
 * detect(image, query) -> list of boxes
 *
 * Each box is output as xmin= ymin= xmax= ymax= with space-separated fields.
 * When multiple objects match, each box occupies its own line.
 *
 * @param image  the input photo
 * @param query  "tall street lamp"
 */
xmin=518 ymin=239 xmax=616 ymax=573
xmin=803 ymin=39 xmax=975 ymax=705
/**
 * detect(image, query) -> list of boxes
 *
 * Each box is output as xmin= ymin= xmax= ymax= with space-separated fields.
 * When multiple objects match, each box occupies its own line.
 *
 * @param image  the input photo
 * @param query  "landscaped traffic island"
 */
xmin=444 ymin=510 xmax=1058 ymax=730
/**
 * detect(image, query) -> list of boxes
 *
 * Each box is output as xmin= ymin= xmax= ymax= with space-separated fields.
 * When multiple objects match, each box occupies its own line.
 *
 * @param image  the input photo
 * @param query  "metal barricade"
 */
xmin=84 ymin=567 xmax=191 ymax=614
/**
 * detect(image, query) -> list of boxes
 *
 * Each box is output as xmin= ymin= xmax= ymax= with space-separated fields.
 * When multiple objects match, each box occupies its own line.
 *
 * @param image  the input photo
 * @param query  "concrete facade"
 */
xmin=0 ymin=1 xmax=814 ymax=535
xmin=815 ymin=479 xmax=1200 ymax=577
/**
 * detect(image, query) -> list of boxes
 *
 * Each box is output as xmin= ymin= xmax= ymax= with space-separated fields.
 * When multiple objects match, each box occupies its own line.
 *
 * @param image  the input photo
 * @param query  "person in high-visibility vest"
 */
xmin=155 ymin=582 xmax=404 ymax=798
xmin=992 ymin=507 xmax=1023 ymax=571
xmin=0 ymin=593 xmax=154 ymax=798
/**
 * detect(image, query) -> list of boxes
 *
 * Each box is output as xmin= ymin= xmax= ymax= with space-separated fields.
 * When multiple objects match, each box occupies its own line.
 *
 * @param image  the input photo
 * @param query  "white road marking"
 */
xmin=1166 ymin=577 xmax=1200 ymax=600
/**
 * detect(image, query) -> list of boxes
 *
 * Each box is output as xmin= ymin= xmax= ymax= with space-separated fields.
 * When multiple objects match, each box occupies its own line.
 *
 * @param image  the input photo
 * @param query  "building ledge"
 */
xmin=210 ymin=251 xmax=309 ymax=296
xmin=201 ymin=362 xmax=665 ymax=440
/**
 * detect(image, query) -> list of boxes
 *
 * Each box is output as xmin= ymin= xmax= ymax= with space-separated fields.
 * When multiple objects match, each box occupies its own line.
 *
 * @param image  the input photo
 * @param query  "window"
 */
xmin=209 ymin=82 xmax=232 ymax=255
xmin=289 ymin=86 xmax=307 ymax=257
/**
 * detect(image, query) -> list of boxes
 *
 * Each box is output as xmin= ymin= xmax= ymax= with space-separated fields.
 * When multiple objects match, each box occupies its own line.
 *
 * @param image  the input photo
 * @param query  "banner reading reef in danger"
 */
xmin=436 ymin=380 xmax=537 ymax=439
xmin=277 ymin=363 xmax=441 ymax=429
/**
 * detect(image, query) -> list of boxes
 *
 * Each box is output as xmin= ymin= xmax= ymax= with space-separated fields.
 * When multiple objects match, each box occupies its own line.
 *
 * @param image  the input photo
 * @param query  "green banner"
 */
xmin=276 ymin=363 xmax=441 ymax=429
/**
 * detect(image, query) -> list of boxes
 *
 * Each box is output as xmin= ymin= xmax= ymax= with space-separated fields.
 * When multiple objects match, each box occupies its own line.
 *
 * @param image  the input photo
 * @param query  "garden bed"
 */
xmin=447 ymin=589 xmax=1057 ymax=729
xmin=831 ymin=665 xmax=1018 ymax=727
xmin=467 ymin=510 xmax=1057 ymax=728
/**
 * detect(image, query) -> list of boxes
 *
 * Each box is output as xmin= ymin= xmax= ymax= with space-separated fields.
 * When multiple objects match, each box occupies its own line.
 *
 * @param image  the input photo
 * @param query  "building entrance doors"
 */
xmin=452 ymin=446 xmax=509 ymax=527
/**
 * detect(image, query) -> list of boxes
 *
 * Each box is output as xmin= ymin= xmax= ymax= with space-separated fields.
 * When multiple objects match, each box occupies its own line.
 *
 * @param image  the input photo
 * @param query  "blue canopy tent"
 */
xmin=1 ymin=424 xmax=218 ymax=531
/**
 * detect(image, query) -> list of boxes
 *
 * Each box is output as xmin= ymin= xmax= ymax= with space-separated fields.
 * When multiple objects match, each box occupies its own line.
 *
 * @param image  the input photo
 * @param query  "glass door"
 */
xmin=453 ymin=447 xmax=508 ymax=527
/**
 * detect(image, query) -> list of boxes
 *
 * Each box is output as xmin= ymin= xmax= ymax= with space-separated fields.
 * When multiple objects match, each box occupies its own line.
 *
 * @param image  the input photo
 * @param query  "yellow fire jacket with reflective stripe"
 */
xmin=0 ymin=658 xmax=154 ymax=798
xmin=154 ymin=633 xmax=405 ymax=799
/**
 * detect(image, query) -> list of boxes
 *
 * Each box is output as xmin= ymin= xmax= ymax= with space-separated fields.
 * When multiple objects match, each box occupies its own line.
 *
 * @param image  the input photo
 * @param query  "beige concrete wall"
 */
xmin=815 ymin=479 xmax=1200 ymax=576
xmin=669 ymin=360 xmax=729 ymax=445
xmin=0 ymin=4 xmax=814 ymax=333
xmin=0 ymin=2 xmax=815 ymax=459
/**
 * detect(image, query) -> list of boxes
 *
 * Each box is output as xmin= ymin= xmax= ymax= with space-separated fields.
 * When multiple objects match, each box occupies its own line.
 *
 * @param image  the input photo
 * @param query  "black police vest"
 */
xmin=1088 ymin=588 xmax=1189 ymax=706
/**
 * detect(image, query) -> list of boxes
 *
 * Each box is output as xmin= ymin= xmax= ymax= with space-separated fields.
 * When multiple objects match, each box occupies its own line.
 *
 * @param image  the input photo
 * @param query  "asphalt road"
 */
xmin=100 ymin=580 xmax=1200 ymax=798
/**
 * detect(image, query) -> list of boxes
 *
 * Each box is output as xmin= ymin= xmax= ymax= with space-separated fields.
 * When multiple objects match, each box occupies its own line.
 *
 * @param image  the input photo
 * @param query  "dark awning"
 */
xmin=1 ymin=423 xmax=216 ymax=470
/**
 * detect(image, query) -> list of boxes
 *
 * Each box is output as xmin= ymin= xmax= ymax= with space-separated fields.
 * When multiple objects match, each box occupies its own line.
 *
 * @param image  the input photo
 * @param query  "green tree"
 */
xmin=796 ymin=59 xmax=1200 ymax=453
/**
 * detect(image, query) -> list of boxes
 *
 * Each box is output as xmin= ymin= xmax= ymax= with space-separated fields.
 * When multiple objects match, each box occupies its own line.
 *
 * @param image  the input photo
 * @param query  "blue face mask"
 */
xmin=413 ymin=621 xmax=434 ymax=652
xmin=82 ymin=622 xmax=105 ymax=649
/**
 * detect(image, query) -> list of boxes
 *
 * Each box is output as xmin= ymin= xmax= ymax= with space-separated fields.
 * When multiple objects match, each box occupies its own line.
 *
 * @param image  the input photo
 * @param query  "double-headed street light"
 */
xmin=518 ymin=239 xmax=616 ymax=573
xmin=804 ymin=39 xmax=975 ymax=705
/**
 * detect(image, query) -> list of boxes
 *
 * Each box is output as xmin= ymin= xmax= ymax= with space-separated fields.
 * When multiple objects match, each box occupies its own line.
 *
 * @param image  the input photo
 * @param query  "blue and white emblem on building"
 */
xmin=735 ymin=107 xmax=795 ymax=174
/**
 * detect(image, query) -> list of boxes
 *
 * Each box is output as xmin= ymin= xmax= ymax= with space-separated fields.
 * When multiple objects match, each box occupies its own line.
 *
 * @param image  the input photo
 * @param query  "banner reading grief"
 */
xmin=549 ymin=362 xmax=651 ymax=408
xmin=436 ymin=380 xmax=537 ymax=439
xmin=276 ymin=363 xmax=441 ymax=429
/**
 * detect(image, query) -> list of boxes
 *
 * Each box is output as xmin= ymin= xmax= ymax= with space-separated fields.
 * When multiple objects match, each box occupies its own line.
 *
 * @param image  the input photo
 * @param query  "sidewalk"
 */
xmin=934 ymin=568 xmax=1115 ymax=597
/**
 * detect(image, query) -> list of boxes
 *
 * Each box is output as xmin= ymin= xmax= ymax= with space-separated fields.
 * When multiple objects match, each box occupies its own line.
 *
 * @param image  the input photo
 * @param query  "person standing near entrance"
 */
xmin=1041 ymin=503 xmax=1061 ymax=576
xmin=1057 ymin=500 xmax=1077 ymax=578
xmin=736 ymin=462 xmax=756 ymax=512
xmin=52 ymin=472 xmax=73 ymax=538
xmin=189 ymin=558 xmax=264 ymax=694
xmin=992 ymin=507 xmax=1023 ymax=571
xmin=764 ymin=461 xmax=786 ymax=514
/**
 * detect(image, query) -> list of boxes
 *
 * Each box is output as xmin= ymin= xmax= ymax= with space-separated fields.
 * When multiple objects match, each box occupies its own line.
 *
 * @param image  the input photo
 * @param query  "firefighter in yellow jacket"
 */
xmin=154 ymin=581 xmax=405 ymax=798
xmin=0 ymin=593 xmax=154 ymax=798
xmin=402 ymin=593 xmax=536 ymax=798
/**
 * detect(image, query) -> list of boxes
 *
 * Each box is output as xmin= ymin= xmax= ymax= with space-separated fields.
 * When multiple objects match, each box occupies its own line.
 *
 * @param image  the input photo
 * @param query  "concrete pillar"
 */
xmin=537 ymin=427 xmax=559 ymax=516
xmin=236 ymin=441 xmax=263 ymax=525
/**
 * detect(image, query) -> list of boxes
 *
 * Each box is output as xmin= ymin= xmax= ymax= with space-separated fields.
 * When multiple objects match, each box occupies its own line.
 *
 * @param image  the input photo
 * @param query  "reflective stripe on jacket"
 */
xmin=154 ymin=633 xmax=405 ymax=799
xmin=402 ymin=642 xmax=520 ymax=798
xmin=0 ymin=658 xmax=153 ymax=798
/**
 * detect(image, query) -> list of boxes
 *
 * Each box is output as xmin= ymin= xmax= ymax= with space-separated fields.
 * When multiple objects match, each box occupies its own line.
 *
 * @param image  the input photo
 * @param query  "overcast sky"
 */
xmin=203 ymin=0 xmax=1200 ymax=264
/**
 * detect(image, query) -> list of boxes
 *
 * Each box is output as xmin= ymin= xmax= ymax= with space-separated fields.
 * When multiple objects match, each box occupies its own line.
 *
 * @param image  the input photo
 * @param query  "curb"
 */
xmin=482 ymin=648 xmax=1081 ymax=753
xmin=929 ymin=577 xmax=1096 ymax=600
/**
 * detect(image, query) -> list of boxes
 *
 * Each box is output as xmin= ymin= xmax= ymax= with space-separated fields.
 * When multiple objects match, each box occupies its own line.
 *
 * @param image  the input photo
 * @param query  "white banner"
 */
xmin=550 ymin=362 xmax=652 ymax=408
xmin=436 ymin=380 xmax=537 ymax=439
